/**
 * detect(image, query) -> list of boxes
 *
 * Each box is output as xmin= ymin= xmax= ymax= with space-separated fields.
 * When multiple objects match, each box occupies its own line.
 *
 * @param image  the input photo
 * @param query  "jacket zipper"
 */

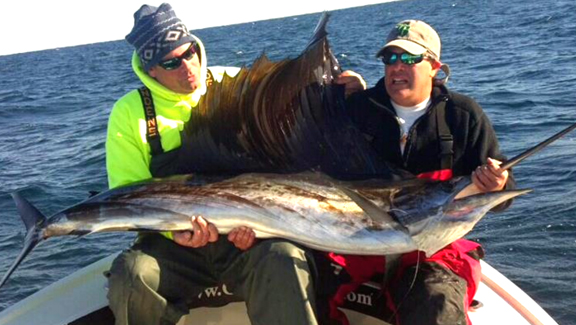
xmin=403 ymin=95 xmax=450 ymax=167
xmin=369 ymin=95 xmax=449 ymax=169
xmin=368 ymin=98 xmax=407 ymax=167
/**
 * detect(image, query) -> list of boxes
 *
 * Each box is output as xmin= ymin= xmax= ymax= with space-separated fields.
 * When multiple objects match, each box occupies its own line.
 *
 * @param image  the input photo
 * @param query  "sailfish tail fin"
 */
xmin=0 ymin=193 xmax=47 ymax=289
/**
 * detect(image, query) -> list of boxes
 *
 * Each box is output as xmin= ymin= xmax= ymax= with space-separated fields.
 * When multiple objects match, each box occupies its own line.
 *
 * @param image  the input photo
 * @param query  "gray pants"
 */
xmin=107 ymin=234 xmax=318 ymax=325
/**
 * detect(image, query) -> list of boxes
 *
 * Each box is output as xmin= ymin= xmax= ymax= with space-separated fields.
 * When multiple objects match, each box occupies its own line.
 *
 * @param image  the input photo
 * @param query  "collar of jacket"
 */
xmin=130 ymin=34 xmax=209 ymax=106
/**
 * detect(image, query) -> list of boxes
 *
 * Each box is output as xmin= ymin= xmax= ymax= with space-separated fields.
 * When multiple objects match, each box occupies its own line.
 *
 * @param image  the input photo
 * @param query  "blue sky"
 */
xmin=0 ymin=0 xmax=396 ymax=56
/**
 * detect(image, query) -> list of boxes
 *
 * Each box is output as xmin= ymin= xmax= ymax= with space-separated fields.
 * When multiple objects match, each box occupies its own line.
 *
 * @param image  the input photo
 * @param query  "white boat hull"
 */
xmin=0 ymin=252 xmax=558 ymax=325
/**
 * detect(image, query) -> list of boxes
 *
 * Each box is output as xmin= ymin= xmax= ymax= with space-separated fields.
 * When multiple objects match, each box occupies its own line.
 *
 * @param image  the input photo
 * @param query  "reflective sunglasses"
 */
xmin=380 ymin=51 xmax=427 ymax=66
xmin=158 ymin=42 xmax=198 ymax=70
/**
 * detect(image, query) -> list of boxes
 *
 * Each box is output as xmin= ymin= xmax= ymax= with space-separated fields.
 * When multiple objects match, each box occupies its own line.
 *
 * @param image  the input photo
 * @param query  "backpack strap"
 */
xmin=138 ymin=86 xmax=164 ymax=156
xmin=435 ymin=100 xmax=453 ymax=170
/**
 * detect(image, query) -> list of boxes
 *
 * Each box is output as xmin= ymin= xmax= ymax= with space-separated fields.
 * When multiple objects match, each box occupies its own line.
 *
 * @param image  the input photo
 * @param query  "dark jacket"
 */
xmin=346 ymin=78 xmax=515 ymax=206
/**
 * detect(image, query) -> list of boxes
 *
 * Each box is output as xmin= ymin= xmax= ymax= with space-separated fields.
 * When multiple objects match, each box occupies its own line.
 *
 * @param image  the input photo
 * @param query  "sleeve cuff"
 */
xmin=160 ymin=231 xmax=174 ymax=240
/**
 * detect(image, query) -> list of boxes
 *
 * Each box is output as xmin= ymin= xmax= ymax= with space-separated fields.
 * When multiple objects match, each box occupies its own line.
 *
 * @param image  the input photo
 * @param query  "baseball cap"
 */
xmin=376 ymin=20 xmax=441 ymax=60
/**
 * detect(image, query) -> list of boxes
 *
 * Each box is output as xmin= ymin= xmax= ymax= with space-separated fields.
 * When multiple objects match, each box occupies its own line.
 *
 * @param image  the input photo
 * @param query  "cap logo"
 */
xmin=396 ymin=23 xmax=410 ymax=37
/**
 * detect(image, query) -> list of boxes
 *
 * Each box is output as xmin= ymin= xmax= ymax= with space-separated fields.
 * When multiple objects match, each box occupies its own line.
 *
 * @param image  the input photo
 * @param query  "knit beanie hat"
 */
xmin=125 ymin=3 xmax=196 ymax=71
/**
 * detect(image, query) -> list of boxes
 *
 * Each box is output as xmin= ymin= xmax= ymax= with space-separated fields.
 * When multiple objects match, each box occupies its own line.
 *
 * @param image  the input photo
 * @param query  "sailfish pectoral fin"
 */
xmin=337 ymin=186 xmax=408 ymax=232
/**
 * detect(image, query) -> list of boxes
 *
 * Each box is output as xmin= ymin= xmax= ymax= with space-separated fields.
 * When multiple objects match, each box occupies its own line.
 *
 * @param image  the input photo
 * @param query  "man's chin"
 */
xmin=188 ymin=81 xmax=200 ymax=92
xmin=178 ymin=83 xmax=198 ymax=94
xmin=388 ymin=89 xmax=413 ymax=103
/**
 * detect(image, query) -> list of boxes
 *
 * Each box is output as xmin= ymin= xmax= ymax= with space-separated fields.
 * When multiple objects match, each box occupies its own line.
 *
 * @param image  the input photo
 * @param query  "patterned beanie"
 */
xmin=125 ymin=3 xmax=196 ymax=71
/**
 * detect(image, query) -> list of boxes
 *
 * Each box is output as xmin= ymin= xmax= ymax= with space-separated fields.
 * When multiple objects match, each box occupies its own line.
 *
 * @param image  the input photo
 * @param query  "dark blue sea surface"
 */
xmin=0 ymin=0 xmax=575 ymax=323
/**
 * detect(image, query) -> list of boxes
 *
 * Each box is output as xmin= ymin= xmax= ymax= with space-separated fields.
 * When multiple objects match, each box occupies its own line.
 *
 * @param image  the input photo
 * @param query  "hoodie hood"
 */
xmin=131 ymin=33 xmax=209 ymax=106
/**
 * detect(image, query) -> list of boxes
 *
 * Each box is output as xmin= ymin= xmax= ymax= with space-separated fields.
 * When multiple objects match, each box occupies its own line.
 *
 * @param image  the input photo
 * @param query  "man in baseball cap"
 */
xmin=331 ymin=19 xmax=514 ymax=325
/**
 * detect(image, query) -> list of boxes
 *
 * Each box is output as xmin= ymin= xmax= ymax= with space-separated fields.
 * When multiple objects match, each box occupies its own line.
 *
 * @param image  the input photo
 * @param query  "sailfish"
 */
xmin=1 ymin=13 xmax=575 ymax=291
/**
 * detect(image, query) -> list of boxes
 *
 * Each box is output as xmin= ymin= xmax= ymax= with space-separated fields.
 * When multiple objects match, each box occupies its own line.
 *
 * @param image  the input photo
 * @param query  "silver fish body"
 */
xmin=41 ymin=172 xmax=528 ymax=256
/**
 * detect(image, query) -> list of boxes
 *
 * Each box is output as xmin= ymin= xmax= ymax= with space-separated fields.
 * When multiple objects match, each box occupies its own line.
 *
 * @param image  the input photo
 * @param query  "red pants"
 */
xmin=314 ymin=239 xmax=483 ymax=325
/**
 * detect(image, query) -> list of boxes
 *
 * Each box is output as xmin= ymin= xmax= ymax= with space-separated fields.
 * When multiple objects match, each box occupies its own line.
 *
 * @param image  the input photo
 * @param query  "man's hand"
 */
xmin=227 ymin=226 xmax=257 ymax=251
xmin=335 ymin=70 xmax=366 ymax=98
xmin=472 ymin=157 xmax=509 ymax=192
xmin=173 ymin=215 xmax=219 ymax=248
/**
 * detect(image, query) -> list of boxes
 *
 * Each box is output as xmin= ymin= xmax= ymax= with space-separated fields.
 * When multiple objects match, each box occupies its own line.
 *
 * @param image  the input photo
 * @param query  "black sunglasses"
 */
xmin=380 ymin=51 xmax=427 ymax=66
xmin=158 ymin=42 xmax=198 ymax=70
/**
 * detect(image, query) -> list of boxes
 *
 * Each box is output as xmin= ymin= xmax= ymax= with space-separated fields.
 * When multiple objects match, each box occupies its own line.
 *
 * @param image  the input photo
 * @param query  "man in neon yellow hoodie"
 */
xmin=105 ymin=3 xmax=319 ymax=324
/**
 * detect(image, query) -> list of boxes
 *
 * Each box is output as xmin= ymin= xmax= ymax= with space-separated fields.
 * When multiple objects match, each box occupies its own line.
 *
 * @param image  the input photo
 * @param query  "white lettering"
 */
xmin=197 ymin=285 xmax=235 ymax=299
xmin=346 ymin=292 xmax=373 ymax=306
xmin=198 ymin=286 xmax=220 ymax=299
xmin=221 ymin=284 xmax=234 ymax=296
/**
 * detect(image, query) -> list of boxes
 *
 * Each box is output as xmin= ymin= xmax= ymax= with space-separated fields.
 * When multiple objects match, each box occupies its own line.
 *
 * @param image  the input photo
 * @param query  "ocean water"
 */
xmin=0 ymin=0 xmax=575 ymax=323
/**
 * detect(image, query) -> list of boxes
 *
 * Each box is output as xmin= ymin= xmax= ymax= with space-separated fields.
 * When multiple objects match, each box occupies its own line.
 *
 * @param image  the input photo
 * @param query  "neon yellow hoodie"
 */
xmin=106 ymin=36 xmax=240 ymax=189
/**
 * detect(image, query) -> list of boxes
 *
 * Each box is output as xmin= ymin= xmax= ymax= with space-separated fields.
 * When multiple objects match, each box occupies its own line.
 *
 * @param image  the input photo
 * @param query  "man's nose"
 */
xmin=386 ymin=61 xmax=406 ymax=71
xmin=181 ymin=57 xmax=198 ymax=71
